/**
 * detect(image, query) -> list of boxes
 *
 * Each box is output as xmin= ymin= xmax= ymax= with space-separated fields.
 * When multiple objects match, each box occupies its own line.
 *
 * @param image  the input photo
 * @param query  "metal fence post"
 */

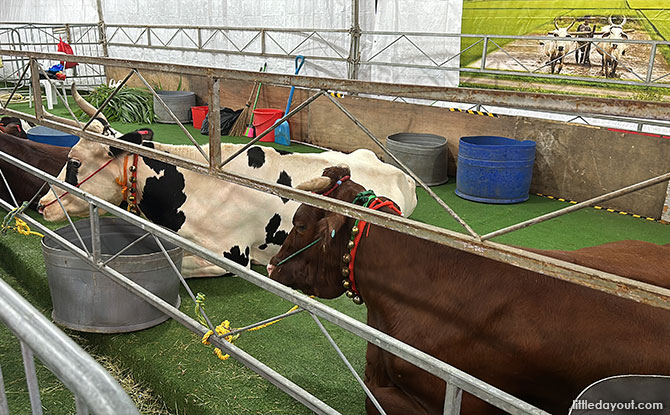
xmin=347 ymin=0 xmax=361 ymax=80
xmin=0 ymin=365 xmax=9 ymax=415
xmin=646 ymin=42 xmax=657 ymax=84
xmin=89 ymin=204 xmax=102 ymax=264
xmin=480 ymin=36 xmax=489 ymax=71
xmin=96 ymin=0 xmax=109 ymax=58
xmin=28 ymin=58 xmax=44 ymax=121
xmin=208 ymin=77 xmax=222 ymax=169
xmin=443 ymin=383 xmax=462 ymax=415
xmin=20 ymin=341 xmax=43 ymax=415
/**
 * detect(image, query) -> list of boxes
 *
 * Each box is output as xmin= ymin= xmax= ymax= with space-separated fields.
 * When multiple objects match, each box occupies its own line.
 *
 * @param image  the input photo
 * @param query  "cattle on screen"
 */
xmin=268 ymin=165 xmax=670 ymax=415
xmin=595 ymin=16 xmax=631 ymax=78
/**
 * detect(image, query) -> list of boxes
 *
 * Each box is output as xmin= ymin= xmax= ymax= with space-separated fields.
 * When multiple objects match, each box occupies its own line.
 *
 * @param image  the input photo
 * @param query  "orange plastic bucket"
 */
xmin=252 ymin=108 xmax=284 ymax=142
xmin=191 ymin=106 xmax=209 ymax=129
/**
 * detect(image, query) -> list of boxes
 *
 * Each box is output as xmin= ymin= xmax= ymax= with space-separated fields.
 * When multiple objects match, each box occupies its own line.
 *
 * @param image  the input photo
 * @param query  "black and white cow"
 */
xmin=38 ymin=130 xmax=417 ymax=277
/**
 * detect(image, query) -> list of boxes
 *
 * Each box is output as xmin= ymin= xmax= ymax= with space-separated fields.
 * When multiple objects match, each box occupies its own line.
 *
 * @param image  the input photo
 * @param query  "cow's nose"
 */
xmin=37 ymin=204 xmax=45 ymax=214
xmin=558 ymin=46 xmax=564 ymax=51
xmin=612 ymin=44 xmax=618 ymax=49
xmin=266 ymin=264 xmax=275 ymax=276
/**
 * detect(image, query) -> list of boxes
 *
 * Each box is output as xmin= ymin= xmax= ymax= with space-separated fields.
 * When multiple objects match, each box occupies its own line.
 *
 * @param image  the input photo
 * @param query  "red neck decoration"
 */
xmin=342 ymin=194 xmax=402 ymax=305
xmin=115 ymin=154 xmax=140 ymax=214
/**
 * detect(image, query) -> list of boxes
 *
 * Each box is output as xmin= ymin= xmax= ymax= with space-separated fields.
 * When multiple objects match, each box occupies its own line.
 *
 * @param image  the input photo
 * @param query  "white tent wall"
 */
xmin=2 ymin=0 xmax=462 ymax=87
xmin=3 ymin=0 xmax=99 ymax=23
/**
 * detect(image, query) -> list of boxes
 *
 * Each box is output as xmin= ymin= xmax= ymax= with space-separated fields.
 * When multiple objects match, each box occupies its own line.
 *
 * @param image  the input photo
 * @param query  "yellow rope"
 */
xmin=198 ymin=294 xmax=301 ymax=361
xmin=10 ymin=217 xmax=44 ymax=238
xmin=247 ymin=305 xmax=300 ymax=331
xmin=1 ymin=204 xmax=44 ymax=238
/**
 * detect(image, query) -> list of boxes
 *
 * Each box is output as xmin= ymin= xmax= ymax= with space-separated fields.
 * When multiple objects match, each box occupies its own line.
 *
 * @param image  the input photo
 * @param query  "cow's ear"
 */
xmin=109 ymin=131 xmax=144 ymax=157
xmin=317 ymin=213 xmax=348 ymax=252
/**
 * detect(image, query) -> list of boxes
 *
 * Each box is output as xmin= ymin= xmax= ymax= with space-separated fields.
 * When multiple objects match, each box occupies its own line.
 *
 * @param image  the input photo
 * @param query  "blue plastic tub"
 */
xmin=455 ymin=136 xmax=536 ymax=204
xmin=27 ymin=126 xmax=79 ymax=148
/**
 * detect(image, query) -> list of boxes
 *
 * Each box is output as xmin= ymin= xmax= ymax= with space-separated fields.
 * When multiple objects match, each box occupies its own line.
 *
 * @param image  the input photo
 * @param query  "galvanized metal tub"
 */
xmin=386 ymin=133 xmax=449 ymax=186
xmin=153 ymin=91 xmax=196 ymax=124
xmin=41 ymin=217 xmax=182 ymax=333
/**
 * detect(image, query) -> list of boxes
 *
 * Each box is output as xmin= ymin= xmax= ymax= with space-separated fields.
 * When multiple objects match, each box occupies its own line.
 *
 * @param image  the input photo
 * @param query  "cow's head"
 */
xmin=546 ymin=17 xmax=577 ymax=53
xmin=268 ymin=165 xmax=363 ymax=298
xmin=596 ymin=16 xmax=630 ymax=51
xmin=38 ymin=129 xmax=153 ymax=221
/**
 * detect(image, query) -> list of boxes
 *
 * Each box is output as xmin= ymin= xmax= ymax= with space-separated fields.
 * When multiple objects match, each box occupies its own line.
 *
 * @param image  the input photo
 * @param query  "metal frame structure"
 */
xmin=1 ymin=20 xmax=669 ymax=89
xmin=102 ymin=24 xmax=670 ymax=88
xmin=0 ymin=23 xmax=106 ymax=89
xmin=0 ymin=275 xmax=139 ymax=415
xmin=1 ymin=49 xmax=670 ymax=413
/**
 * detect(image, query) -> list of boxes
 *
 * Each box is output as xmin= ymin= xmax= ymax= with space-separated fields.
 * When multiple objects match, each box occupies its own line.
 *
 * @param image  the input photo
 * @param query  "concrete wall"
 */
xmin=109 ymin=69 xmax=670 ymax=219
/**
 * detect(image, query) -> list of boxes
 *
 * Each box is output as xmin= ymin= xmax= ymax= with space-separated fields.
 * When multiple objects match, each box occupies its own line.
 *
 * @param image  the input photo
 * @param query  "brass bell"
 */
xmin=129 ymin=176 xmax=136 ymax=183
xmin=129 ymin=165 xmax=137 ymax=172
xmin=342 ymin=253 xmax=351 ymax=263
xmin=128 ymin=195 xmax=135 ymax=202
xmin=352 ymin=295 xmax=364 ymax=305
xmin=342 ymin=279 xmax=351 ymax=289
xmin=351 ymin=226 xmax=359 ymax=235
xmin=345 ymin=290 xmax=355 ymax=298
xmin=341 ymin=267 xmax=350 ymax=277
xmin=129 ymin=187 xmax=136 ymax=193
xmin=347 ymin=240 xmax=355 ymax=250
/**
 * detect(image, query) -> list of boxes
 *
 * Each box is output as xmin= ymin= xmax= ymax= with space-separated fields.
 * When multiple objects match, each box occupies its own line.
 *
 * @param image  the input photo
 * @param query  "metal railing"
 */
xmin=2 ymin=22 xmax=669 ymax=89
xmin=0 ymin=23 xmax=105 ymax=89
xmin=2 ymin=50 xmax=670 ymax=414
xmin=0 ymin=276 xmax=139 ymax=415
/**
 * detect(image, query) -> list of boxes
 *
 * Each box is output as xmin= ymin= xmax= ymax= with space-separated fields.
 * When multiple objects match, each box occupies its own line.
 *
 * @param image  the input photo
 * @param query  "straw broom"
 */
xmin=228 ymin=80 xmax=259 ymax=137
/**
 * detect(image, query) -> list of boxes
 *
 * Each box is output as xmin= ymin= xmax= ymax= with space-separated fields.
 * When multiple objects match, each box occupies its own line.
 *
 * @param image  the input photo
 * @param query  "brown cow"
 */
xmin=0 ymin=131 xmax=69 ymax=209
xmin=268 ymin=165 xmax=670 ymax=415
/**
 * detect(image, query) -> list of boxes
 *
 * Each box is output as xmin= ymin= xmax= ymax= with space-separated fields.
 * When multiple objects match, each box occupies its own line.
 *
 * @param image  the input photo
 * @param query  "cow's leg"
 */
xmin=611 ymin=59 xmax=618 ymax=78
xmin=556 ymin=56 xmax=563 ymax=74
xmin=365 ymin=387 xmax=428 ymax=415
xmin=181 ymin=254 xmax=230 ymax=278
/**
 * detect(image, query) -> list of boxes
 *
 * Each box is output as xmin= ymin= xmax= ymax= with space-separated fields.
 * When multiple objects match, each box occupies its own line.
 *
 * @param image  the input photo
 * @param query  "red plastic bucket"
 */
xmin=252 ymin=108 xmax=284 ymax=142
xmin=191 ymin=106 xmax=209 ymax=129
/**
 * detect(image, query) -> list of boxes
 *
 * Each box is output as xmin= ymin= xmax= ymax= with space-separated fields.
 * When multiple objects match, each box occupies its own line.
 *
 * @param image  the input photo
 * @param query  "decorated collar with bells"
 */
xmin=341 ymin=190 xmax=402 ymax=305
xmin=115 ymin=154 xmax=140 ymax=215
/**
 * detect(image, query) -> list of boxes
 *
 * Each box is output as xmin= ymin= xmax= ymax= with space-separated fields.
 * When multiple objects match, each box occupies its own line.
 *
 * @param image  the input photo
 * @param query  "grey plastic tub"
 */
xmin=153 ymin=91 xmax=196 ymax=124
xmin=41 ymin=217 xmax=182 ymax=333
xmin=387 ymin=133 xmax=449 ymax=186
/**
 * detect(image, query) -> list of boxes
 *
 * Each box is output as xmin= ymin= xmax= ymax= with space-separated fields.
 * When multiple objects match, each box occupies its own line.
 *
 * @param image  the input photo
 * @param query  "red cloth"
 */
xmin=57 ymin=38 xmax=78 ymax=69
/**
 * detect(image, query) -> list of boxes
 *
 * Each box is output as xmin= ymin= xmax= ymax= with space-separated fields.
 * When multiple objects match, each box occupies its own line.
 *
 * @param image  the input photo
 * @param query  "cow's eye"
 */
xmin=295 ymin=224 xmax=307 ymax=233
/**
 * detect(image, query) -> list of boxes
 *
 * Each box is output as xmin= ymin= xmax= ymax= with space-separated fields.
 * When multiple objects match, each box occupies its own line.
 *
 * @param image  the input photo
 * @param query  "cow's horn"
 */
xmin=297 ymin=177 xmax=332 ymax=192
xmin=620 ymin=16 xmax=627 ymax=26
xmin=553 ymin=17 xmax=560 ymax=30
xmin=567 ymin=17 xmax=576 ymax=30
xmin=72 ymin=84 xmax=108 ymax=123
xmin=608 ymin=15 xmax=613 ymax=26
